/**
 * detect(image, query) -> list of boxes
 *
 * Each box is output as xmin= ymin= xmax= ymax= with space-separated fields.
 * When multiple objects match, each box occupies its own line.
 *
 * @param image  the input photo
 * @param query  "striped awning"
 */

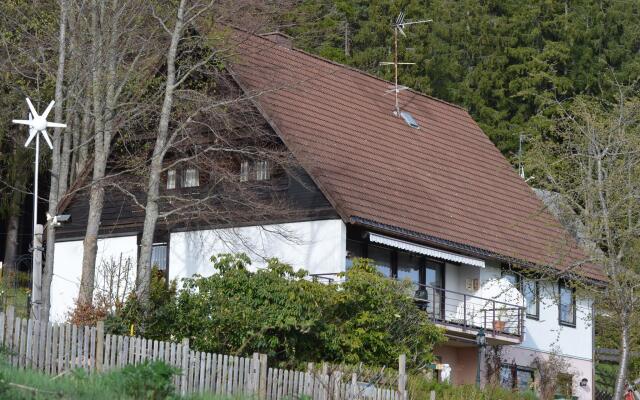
xmin=368 ymin=232 xmax=486 ymax=268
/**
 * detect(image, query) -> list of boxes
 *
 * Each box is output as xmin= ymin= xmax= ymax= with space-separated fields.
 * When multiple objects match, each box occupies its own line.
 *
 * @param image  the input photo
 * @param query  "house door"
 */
xmin=425 ymin=260 xmax=444 ymax=320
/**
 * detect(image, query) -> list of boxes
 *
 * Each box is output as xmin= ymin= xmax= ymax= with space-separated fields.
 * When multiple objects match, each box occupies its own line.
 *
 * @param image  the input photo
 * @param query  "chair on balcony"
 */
xmin=414 ymin=288 xmax=430 ymax=311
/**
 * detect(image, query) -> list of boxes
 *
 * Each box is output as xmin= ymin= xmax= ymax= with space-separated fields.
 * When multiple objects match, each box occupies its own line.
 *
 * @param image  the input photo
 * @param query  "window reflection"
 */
xmin=398 ymin=253 xmax=421 ymax=290
xmin=368 ymin=245 xmax=392 ymax=277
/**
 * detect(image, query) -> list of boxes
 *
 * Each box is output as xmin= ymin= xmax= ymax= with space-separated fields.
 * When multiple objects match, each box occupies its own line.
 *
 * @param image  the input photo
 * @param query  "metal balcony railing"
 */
xmin=308 ymin=272 xmax=525 ymax=339
xmin=413 ymin=282 xmax=525 ymax=339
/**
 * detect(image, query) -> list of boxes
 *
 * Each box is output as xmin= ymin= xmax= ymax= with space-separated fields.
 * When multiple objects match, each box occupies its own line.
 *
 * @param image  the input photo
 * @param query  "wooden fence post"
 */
xmin=351 ymin=373 xmax=358 ymax=399
xmin=398 ymin=354 xmax=406 ymax=400
xmin=180 ymin=338 xmax=190 ymax=396
xmin=95 ymin=321 xmax=104 ymax=372
xmin=259 ymin=353 xmax=268 ymax=400
xmin=250 ymin=352 xmax=259 ymax=395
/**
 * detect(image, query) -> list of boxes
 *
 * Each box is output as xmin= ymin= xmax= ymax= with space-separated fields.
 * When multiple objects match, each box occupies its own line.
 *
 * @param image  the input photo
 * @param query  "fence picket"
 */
xmin=11 ymin=316 xmax=19 ymax=367
xmin=51 ymin=324 xmax=59 ymax=375
xmin=45 ymin=323 xmax=53 ymax=373
xmin=0 ymin=311 xmax=5 ymax=347
xmin=5 ymin=307 xmax=14 ymax=357
xmin=18 ymin=318 xmax=27 ymax=368
xmin=88 ymin=327 xmax=95 ymax=373
xmin=25 ymin=319 xmax=33 ymax=368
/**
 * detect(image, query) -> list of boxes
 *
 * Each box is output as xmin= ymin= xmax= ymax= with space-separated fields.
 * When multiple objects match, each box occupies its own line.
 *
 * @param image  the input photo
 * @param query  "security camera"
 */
xmin=46 ymin=213 xmax=71 ymax=227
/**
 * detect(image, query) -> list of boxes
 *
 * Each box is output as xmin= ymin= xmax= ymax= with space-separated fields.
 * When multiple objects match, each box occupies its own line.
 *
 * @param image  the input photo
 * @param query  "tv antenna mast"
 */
xmin=380 ymin=11 xmax=432 ymax=116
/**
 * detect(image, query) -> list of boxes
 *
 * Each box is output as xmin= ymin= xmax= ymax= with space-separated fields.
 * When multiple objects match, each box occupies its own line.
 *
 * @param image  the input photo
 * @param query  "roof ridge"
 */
xmin=228 ymin=24 xmax=468 ymax=112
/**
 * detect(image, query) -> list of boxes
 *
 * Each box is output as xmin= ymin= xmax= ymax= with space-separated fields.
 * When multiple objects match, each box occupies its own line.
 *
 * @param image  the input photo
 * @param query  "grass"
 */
xmin=0 ymin=357 xmax=245 ymax=400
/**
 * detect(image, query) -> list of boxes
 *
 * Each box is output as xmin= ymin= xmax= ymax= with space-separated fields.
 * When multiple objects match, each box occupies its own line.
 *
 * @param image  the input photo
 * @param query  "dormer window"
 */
xmin=256 ymin=160 xmax=270 ymax=181
xmin=183 ymin=168 xmax=199 ymax=188
xmin=167 ymin=169 xmax=177 ymax=189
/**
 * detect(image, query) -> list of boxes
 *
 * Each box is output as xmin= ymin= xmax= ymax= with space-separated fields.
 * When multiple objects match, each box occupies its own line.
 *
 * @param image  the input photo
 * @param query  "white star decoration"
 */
xmin=12 ymin=98 xmax=66 ymax=149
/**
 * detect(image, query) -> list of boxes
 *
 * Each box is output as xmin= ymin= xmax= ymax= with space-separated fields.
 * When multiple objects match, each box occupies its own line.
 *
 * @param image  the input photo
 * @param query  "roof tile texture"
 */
xmin=230 ymin=31 xmax=605 ymax=281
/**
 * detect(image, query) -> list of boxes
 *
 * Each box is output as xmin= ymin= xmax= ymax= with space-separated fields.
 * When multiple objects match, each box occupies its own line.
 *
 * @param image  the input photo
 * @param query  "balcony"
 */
xmin=309 ymin=273 xmax=525 ymax=345
xmin=414 ymin=284 xmax=525 ymax=345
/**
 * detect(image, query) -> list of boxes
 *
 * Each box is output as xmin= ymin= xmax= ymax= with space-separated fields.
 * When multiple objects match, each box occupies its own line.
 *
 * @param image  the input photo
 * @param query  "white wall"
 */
xmin=169 ymin=219 xmax=346 ymax=281
xmin=445 ymin=260 xmax=592 ymax=361
xmin=51 ymin=235 xmax=138 ymax=322
xmin=518 ymin=281 xmax=592 ymax=361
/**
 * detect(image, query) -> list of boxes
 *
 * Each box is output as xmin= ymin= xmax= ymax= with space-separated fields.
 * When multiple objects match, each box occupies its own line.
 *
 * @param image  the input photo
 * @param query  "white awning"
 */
xmin=368 ymin=232 xmax=485 ymax=268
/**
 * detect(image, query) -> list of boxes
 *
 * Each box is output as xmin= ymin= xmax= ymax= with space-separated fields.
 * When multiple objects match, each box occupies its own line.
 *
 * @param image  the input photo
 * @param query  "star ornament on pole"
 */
xmin=12 ymin=98 xmax=66 ymax=149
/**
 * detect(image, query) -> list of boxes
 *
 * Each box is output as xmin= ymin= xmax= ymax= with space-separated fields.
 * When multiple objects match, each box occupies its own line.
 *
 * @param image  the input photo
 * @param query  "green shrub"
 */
xmin=112 ymin=254 xmax=445 ymax=370
xmin=117 ymin=361 xmax=178 ymax=400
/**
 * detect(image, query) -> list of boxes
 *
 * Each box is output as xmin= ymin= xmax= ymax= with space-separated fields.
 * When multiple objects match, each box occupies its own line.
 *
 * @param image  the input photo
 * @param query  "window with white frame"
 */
xmin=167 ymin=169 xmax=177 ymax=189
xmin=256 ymin=160 xmax=270 ymax=181
xmin=240 ymin=160 xmax=250 ymax=182
xmin=182 ymin=167 xmax=199 ymax=188
xmin=151 ymin=243 xmax=168 ymax=271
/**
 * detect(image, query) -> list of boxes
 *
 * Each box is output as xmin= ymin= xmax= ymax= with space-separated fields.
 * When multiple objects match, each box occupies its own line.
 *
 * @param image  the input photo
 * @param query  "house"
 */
xmin=52 ymin=28 xmax=604 ymax=398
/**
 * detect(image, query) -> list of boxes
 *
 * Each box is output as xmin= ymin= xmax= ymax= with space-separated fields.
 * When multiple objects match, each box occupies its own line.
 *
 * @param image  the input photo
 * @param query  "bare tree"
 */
xmin=528 ymin=87 xmax=640 ymax=399
xmin=77 ymin=0 xmax=161 ymax=305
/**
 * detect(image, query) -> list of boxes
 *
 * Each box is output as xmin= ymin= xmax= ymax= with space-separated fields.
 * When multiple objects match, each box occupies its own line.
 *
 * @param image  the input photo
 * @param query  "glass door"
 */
xmin=425 ymin=260 xmax=444 ymax=320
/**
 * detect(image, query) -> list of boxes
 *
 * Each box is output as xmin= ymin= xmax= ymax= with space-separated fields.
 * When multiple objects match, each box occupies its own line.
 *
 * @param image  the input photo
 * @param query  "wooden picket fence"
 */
xmin=0 ymin=306 xmax=407 ymax=399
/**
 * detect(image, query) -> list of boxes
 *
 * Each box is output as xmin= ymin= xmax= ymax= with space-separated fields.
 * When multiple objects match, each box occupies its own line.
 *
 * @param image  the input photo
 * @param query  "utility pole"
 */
xmin=12 ymin=98 xmax=66 ymax=320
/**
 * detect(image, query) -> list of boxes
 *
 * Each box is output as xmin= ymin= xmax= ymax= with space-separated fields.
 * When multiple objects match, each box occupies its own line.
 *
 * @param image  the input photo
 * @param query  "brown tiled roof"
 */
xmin=229 ymin=30 xmax=606 ymax=282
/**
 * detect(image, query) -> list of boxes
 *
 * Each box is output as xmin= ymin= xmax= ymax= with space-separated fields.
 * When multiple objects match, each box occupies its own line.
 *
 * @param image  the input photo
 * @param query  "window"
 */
xmin=167 ymin=169 xmax=176 ymax=189
xmin=400 ymin=111 xmax=420 ymax=129
xmin=346 ymin=239 xmax=364 ymax=270
xmin=182 ymin=168 xmax=199 ymax=188
xmin=368 ymin=245 xmax=392 ymax=277
xmin=556 ymin=373 xmax=573 ymax=398
xmin=256 ymin=160 xmax=270 ymax=181
xmin=559 ymin=282 xmax=576 ymax=326
xmin=151 ymin=243 xmax=168 ymax=271
xmin=240 ymin=160 xmax=250 ymax=182
xmin=500 ymin=365 xmax=534 ymax=392
xmin=397 ymin=252 xmax=421 ymax=290
xmin=523 ymin=278 xmax=539 ymax=318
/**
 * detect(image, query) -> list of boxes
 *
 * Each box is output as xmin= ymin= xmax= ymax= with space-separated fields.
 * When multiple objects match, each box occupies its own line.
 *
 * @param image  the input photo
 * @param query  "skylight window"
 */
xmin=400 ymin=111 xmax=420 ymax=129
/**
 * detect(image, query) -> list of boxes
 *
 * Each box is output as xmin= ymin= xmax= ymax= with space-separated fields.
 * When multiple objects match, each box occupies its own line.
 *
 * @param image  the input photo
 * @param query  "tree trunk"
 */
xmin=78 ymin=0 xmax=105 ymax=306
xmin=2 ymin=214 xmax=19 ymax=275
xmin=41 ymin=0 xmax=67 ymax=321
xmin=614 ymin=311 xmax=631 ymax=400
xmin=136 ymin=0 xmax=186 ymax=305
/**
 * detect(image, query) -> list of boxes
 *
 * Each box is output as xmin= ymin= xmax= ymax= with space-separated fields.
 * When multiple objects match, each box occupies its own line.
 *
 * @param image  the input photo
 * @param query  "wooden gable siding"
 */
xmin=56 ymin=168 xmax=338 ymax=241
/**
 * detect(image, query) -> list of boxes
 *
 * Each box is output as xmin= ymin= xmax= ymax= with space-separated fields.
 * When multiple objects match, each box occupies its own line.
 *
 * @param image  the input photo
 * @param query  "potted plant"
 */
xmin=492 ymin=307 xmax=508 ymax=332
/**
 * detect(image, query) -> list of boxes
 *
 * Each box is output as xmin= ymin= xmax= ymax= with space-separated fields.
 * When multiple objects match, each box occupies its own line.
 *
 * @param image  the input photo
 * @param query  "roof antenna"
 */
xmin=518 ymin=133 xmax=525 ymax=179
xmin=380 ymin=11 xmax=432 ymax=117
xmin=518 ymin=133 xmax=535 ymax=182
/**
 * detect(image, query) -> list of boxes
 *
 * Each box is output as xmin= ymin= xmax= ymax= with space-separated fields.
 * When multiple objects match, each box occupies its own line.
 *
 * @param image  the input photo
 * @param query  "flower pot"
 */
xmin=493 ymin=320 xmax=506 ymax=332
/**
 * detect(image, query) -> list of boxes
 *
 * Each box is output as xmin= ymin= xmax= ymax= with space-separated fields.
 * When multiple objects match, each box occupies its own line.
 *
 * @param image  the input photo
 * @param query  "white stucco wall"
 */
xmin=518 ymin=281 xmax=593 ymax=361
xmin=169 ymin=219 xmax=346 ymax=281
xmin=444 ymin=260 xmax=592 ymax=361
xmin=51 ymin=235 xmax=138 ymax=322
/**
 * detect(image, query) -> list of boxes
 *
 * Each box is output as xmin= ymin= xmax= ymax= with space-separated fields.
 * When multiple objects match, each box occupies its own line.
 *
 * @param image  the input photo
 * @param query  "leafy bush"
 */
xmin=106 ymin=268 xmax=177 ymax=339
xmin=111 ymin=254 xmax=445 ymax=370
xmin=118 ymin=361 xmax=178 ymax=400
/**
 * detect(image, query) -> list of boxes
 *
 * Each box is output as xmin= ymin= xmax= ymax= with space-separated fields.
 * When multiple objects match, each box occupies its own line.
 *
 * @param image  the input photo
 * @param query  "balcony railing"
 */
xmin=308 ymin=273 xmax=525 ymax=340
xmin=413 ymin=283 xmax=525 ymax=339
